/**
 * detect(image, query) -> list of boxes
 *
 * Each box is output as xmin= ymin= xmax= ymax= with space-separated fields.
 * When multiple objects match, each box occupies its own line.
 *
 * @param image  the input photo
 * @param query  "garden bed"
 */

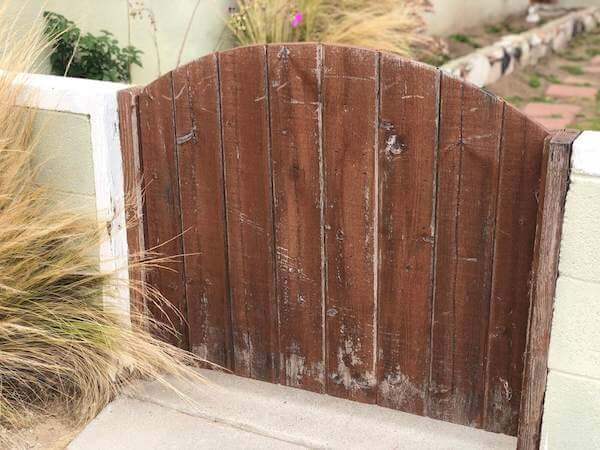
xmin=440 ymin=6 xmax=600 ymax=87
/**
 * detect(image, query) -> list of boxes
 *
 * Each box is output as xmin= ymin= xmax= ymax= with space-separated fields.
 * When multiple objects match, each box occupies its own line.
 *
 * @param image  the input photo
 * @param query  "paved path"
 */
xmin=68 ymin=369 xmax=516 ymax=450
xmin=524 ymin=55 xmax=600 ymax=130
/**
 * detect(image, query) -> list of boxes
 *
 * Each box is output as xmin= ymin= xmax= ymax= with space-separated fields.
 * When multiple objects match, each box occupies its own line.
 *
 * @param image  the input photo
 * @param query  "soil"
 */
xmin=488 ymin=26 xmax=600 ymax=131
xmin=1 ymin=417 xmax=83 ymax=450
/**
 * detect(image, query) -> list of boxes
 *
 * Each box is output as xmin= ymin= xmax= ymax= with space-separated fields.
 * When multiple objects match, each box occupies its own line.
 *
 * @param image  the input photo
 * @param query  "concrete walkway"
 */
xmin=524 ymin=55 xmax=600 ymax=130
xmin=69 ymin=369 xmax=516 ymax=450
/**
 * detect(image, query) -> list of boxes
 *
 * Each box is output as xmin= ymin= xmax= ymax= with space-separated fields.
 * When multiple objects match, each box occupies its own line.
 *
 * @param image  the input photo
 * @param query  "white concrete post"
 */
xmin=541 ymin=131 xmax=600 ymax=449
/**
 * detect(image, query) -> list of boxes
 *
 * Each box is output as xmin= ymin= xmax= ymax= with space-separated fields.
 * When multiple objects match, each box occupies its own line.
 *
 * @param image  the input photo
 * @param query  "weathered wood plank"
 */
xmin=429 ymin=76 xmax=504 ymax=427
xmin=322 ymin=45 xmax=379 ymax=403
xmin=483 ymin=106 xmax=549 ymax=435
xmin=219 ymin=46 xmax=279 ymax=381
xmin=172 ymin=55 xmax=232 ymax=368
xmin=268 ymin=43 xmax=325 ymax=392
xmin=518 ymin=130 xmax=579 ymax=450
xmin=376 ymin=55 xmax=440 ymax=415
xmin=117 ymin=87 xmax=147 ymax=328
xmin=137 ymin=74 xmax=188 ymax=348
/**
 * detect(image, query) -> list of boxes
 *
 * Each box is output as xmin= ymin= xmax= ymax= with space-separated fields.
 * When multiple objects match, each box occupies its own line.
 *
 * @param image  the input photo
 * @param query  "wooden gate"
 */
xmin=117 ymin=43 xmax=576 ymax=446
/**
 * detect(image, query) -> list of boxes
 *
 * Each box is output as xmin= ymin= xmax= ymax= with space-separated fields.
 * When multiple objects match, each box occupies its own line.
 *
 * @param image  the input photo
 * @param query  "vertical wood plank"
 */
xmin=268 ymin=44 xmax=325 ymax=392
xmin=322 ymin=45 xmax=379 ymax=403
xmin=429 ymin=76 xmax=504 ymax=427
xmin=172 ymin=56 xmax=232 ymax=368
xmin=219 ymin=46 xmax=279 ymax=381
xmin=117 ymin=87 xmax=147 ymax=327
xmin=376 ymin=55 xmax=440 ymax=415
xmin=137 ymin=74 xmax=188 ymax=348
xmin=484 ymin=106 xmax=549 ymax=435
xmin=518 ymin=130 xmax=580 ymax=450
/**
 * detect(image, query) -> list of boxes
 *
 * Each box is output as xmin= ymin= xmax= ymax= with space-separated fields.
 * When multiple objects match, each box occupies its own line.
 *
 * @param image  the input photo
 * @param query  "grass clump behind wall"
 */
xmin=227 ymin=0 xmax=436 ymax=58
xmin=0 ymin=5 xmax=204 ymax=446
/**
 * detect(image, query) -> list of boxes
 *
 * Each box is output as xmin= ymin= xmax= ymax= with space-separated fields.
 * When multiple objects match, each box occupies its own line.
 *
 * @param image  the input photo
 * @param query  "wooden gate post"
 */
xmin=518 ymin=130 xmax=580 ymax=450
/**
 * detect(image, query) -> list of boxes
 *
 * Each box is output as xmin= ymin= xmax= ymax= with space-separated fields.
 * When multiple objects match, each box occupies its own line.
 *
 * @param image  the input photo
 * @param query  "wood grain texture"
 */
xmin=483 ymin=105 xmax=549 ymax=435
xmin=219 ymin=46 xmax=279 ymax=381
xmin=268 ymin=44 xmax=325 ymax=392
xmin=376 ymin=55 xmax=440 ymax=415
xmin=117 ymin=87 xmax=147 ymax=327
xmin=137 ymin=74 xmax=188 ymax=348
xmin=429 ymin=75 xmax=504 ymax=427
xmin=322 ymin=45 xmax=379 ymax=403
xmin=124 ymin=44 xmax=557 ymax=436
xmin=172 ymin=55 xmax=232 ymax=368
xmin=518 ymin=130 xmax=579 ymax=450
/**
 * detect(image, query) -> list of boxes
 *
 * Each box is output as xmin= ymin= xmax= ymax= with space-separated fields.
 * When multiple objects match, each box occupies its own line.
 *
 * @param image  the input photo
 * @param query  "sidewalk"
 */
xmin=68 ymin=369 xmax=516 ymax=450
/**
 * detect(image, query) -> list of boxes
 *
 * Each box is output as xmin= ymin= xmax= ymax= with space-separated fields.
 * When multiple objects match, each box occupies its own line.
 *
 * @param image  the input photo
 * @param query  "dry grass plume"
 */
xmin=227 ymin=0 xmax=438 ymax=57
xmin=0 ymin=4 xmax=207 ymax=447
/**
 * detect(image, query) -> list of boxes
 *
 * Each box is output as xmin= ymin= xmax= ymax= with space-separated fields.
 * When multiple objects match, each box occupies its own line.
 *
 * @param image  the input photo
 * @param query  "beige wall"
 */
xmin=425 ymin=0 xmax=530 ymax=36
xmin=32 ymin=110 xmax=97 ymax=216
xmin=559 ymin=0 xmax=600 ymax=7
xmin=541 ymin=131 xmax=600 ymax=449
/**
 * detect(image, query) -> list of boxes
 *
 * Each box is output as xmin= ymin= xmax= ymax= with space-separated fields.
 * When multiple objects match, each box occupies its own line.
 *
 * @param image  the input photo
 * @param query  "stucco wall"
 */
xmin=18 ymin=73 xmax=130 ymax=316
xmin=425 ymin=0 xmax=530 ymax=36
xmin=32 ymin=110 xmax=97 ymax=215
xmin=541 ymin=131 xmax=600 ymax=449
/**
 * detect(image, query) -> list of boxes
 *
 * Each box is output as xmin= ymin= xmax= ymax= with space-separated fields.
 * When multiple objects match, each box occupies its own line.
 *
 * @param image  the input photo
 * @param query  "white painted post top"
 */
xmin=572 ymin=131 xmax=600 ymax=177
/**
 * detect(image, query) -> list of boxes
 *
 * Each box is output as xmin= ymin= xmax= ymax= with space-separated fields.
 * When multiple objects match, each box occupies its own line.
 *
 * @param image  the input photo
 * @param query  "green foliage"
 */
xmin=559 ymin=64 xmax=584 ymax=76
xmin=43 ymin=11 xmax=142 ymax=82
xmin=505 ymin=95 xmax=524 ymax=107
xmin=484 ymin=24 xmax=503 ymax=34
xmin=449 ymin=33 xmax=481 ymax=48
xmin=528 ymin=74 xmax=541 ymax=89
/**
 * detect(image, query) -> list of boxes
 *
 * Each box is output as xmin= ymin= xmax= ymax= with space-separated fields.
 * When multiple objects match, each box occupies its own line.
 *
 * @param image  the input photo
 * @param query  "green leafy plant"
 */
xmin=44 ymin=11 xmax=142 ymax=82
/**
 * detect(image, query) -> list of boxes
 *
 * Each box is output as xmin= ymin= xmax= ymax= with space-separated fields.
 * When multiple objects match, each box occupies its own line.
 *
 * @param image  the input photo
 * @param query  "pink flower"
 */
xmin=291 ymin=12 xmax=303 ymax=28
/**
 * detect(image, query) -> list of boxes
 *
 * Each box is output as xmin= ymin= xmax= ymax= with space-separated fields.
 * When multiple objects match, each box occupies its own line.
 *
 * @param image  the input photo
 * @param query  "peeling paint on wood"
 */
xmin=122 ymin=44 xmax=553 ymax=439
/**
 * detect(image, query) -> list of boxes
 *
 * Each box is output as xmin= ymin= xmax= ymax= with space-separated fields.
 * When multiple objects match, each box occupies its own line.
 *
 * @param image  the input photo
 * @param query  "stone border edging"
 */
xmin=442 ymin=6 xmax=600 ymax=87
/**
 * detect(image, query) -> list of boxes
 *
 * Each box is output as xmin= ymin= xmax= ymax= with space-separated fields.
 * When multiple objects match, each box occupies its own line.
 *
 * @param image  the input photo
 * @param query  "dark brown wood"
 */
xmin=517 ymin=130 xmax=579 ymax=450
xmin=429 ymin=76 xmax=504 ymax=427
xmin=322 ymin=45 xmax=379 ymax=403
xmin=137 ymin=74 xmax=188 ymax=347
xmin=219 ymin=45 xmax=279 ymax=381
xmin=117 ymin=87 xmax=147 ymax=327
xmin=268 ymin=43 xmax=325 ymax=392
xmin=483 ymin=105 xmax=549 ymax=435
xmin=172 ymin=55 xmax=232 ymax=368
xmin=376 ymin=55 xmax=440 ymax=415
xmin=124 ymin=44 xmax=560 ymax=436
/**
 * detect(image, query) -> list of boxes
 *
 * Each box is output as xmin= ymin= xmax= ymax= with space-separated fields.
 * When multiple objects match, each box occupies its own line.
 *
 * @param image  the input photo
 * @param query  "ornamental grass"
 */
xmin=227 ymin=0 xmax=437 ymax=57
xmin=0 ymin=4 xmax=203 ymax=447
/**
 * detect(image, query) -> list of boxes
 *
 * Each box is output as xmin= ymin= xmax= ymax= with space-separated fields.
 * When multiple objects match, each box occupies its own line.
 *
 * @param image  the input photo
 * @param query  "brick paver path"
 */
xmin=523 ymin=56 xmax=600 ymax=130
